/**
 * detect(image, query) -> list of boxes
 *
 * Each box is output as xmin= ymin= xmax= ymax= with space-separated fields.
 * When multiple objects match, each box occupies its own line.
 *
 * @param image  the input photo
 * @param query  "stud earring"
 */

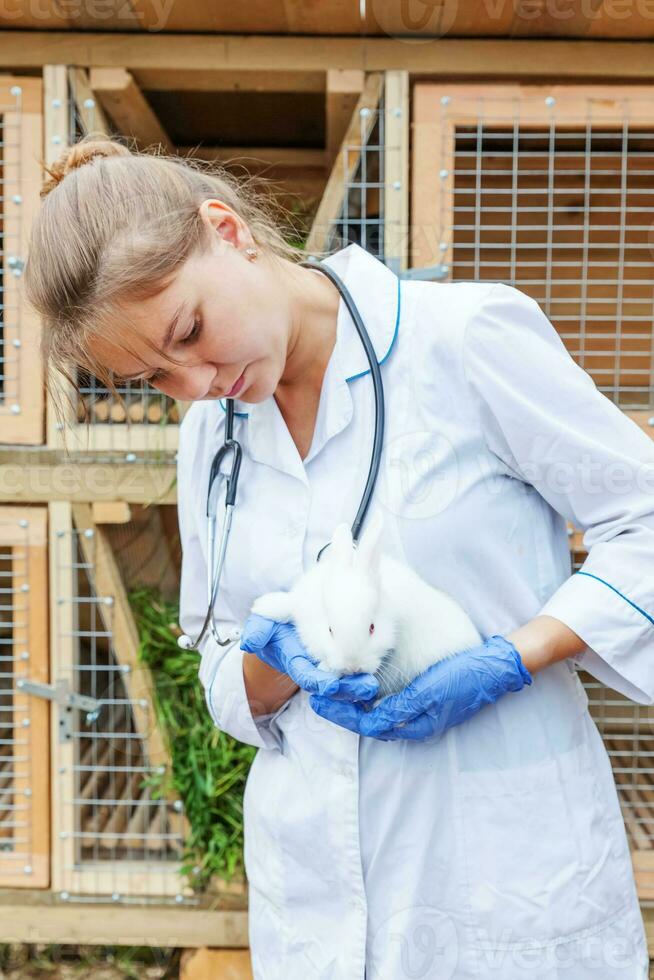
xmin=245 ymin=246 xmax=259 ymax=261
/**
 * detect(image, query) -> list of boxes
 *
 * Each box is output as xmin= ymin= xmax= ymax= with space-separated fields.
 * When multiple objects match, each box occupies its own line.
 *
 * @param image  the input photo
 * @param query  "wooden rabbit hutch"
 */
xmin=0 ymin=3 xmax=654 ymax=968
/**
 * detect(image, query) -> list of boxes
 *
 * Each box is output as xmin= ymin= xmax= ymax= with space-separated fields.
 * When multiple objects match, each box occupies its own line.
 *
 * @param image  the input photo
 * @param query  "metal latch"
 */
xmin=16 ymin=678 xmax=103 ymax=741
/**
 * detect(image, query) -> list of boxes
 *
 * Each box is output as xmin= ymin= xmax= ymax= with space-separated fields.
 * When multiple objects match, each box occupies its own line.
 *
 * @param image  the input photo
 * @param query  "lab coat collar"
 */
xmin=218 ymin=243 xmax=401 ymax=483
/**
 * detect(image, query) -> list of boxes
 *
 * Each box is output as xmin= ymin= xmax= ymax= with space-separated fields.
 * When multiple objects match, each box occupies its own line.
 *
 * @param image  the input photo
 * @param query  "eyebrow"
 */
xmin=118 ymin=302 xmax=186 ymax=382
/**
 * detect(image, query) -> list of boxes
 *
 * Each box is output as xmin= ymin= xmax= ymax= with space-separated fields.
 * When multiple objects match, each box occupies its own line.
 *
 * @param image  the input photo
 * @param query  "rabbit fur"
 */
xmin=250 ymin=510 xmax=482 ymax=698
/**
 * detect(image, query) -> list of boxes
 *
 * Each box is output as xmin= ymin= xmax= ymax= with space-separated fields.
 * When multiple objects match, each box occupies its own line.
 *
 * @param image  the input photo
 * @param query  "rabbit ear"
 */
xmin=251 ymin=590 xmax=294 ymax=623
xmin=355 ymin=510 xmax=384 ymax=568
xmin=326 ymin=522 xmax=354 ymax=567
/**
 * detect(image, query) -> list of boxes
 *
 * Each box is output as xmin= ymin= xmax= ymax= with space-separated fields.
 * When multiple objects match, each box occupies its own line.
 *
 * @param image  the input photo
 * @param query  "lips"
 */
xmin=225 ymin=370 xmax=246 ymax=398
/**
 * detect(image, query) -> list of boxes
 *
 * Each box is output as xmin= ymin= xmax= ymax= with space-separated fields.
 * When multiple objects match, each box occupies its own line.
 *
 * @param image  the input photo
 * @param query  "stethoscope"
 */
xmin=178 ymin=256 xmax=386 ymax=651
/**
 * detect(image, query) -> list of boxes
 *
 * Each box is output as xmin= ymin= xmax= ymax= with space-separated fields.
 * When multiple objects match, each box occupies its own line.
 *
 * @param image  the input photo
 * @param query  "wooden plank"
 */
xmin=48 ymin=502 xmax=76 ymax=894
xmin=0 ymin=508 xmax=49 ymax=889
xmin=326 ymin=69 xmax=364 ymax=168
xmin=133 ymin=69 xmax=326 ymax=93
xmin=91 ymin=501 xmax=132 ymax=524
xmin=89 ymin=68 xmax=172 ymax=153
xmin=180 ymin=948 xmax=252 ymax=980
xmin=71 ymin=503 xmax=171 ymax=772
xmin=67 ymin=66 xmax=110 ymax=136
xmin=0 ymin=76 xmax=45 ymax=445
xmin=178 ymin=146 xmax=326 ymax=168
xmin=306 ymin=72 xmax=383 ymax=255
xmin=0 ymin=890 xmax=248 ymax=946
xmin=383 ymin=70 xmax=409 ymax=275
xmin=0 ymin=452 xmax=176 ymax=504
xmin=2 ymin=35 xmax=654 ymax=78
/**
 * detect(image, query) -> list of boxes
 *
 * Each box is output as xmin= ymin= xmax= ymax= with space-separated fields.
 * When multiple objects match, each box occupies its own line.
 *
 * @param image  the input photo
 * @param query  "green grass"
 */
xmin=129 ymin=587 xmax=256 ymax=891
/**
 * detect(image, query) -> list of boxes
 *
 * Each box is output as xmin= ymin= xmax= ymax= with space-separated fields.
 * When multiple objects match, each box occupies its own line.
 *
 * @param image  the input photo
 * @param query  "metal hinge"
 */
xmin=16 ymin=678 xmax=103 ymax=741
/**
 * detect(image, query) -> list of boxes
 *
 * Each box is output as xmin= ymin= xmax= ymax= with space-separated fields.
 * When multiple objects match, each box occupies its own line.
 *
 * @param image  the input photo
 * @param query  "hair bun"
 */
xmin=40 ymin=136 xmax=131 ymax=199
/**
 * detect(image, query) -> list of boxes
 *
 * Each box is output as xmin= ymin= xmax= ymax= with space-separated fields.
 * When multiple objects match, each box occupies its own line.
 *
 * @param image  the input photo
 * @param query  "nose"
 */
xmin=164 ymin=365 xmax=217 ymax=401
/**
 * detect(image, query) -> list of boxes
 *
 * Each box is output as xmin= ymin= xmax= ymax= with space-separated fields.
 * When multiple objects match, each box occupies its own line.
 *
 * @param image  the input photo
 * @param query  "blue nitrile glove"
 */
xmin=309 ymin=635 xmax=532 ymax=740
xmin=240 ymin=613 xmax=380 ymax=702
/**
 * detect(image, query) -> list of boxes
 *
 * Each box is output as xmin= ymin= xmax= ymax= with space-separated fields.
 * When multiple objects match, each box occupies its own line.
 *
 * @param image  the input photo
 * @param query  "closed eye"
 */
xmin=127 ymin=316 xmax=203 ymax=386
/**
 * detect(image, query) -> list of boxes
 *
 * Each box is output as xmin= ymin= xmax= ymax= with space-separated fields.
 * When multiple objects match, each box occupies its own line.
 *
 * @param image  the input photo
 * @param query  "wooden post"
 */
xmin=180 ymin=948 xmax=253 ymax=980
xmin=383 ymin=70 xmax=409 ymax=275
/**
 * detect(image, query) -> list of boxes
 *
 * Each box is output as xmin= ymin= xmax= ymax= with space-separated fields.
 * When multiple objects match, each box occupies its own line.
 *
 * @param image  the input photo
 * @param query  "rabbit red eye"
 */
xmin=369 ymin=623 xmax=375 ymax=634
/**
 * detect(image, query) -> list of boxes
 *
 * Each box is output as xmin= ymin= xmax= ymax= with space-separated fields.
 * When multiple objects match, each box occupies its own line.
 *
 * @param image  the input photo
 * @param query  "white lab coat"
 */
xmin=177 ymin=243 xmax=653 ymax=979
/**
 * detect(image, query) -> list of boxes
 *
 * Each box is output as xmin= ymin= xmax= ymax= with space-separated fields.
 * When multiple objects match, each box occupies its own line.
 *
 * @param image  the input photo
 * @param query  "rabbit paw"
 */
xmin=251 ymin=591 xmax=294 ymax=623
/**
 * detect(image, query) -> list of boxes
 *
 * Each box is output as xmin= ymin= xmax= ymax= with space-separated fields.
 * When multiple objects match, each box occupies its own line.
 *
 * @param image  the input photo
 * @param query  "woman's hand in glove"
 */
xmin=240 ymin=612 xmax=380 ymax=702
xmin=309 ymin=635 xmax=532 ymax=740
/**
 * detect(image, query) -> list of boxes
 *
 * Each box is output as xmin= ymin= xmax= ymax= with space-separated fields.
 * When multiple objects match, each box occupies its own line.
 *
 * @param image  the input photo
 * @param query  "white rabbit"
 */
xmin=250 ymin=510 xmax=482 ymax=698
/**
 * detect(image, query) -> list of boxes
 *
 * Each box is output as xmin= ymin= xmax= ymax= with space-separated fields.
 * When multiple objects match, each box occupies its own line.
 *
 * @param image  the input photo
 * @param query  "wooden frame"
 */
xmin=306 ymin=72 xmax=383 ymax=255
xmin=1 ymin=35 xmax=654 ymax=79
xmin=0 ymin=77 xmax=44 ymax=445
xmin=0 ymin=507 xmax=49 ymax=889
xmin=411 ymin=82 xmax=654 ymax=427
xmin=42 ymin=64 xmax=181 ymax=457
xmin=49 ymin=501 xmax=187 ymax=899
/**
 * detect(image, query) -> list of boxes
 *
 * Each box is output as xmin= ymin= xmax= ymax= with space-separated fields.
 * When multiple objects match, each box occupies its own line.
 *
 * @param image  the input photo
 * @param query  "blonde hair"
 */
xmin=25 ymin=133 xmax=313 ymax=430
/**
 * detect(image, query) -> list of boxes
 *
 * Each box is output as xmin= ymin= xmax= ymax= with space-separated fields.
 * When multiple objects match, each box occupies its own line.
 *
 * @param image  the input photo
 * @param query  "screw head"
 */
xmin=12 ymin=338 xmax=21 ymax=348
xmin=439 ymin=168 xmax=449 ymax=180
xmin=83 ymin=528 xmax=94 ymax=539
xmin=105 ymin=596 xmax=114 ymax=606
xmin=10 ymin=404 xmax=20 ymax=415
xmin=51 ymin=98 xmax=62 ymax=109
xmin=440 ymin=95 xmax=450 ymax=106
xmin=360 ymin=106 xmax=371 ymax=118
xmin=125 ymin=453 xmax=137 ymax=463
xmin=545 ymin=96 xmax=556 ymax=108
xmin=23 ymin=865 xmax=32 ymax=875
xmin=24 ymin=788 xmax=32 ymax=798
xmin=392 ymin=106 xmax=402 ymax=118
xmin=175 ymin=894 xmax=184 ymax=904
xmin=83 ymin=97 xmax=95 ymax=109
xmin=51 ymin=134 xmax=62 ymax=145
xmin=12 ymin=194 xmax=22 ymax=205
xmin=393 ymin=180 xmax=402 ymax=190
xmin=18 ymin=519 xmax=28 ymax=529
xmin=10 ymin=85 xmax=22 ymax=97
xmin=20 ymin=652 xmax=29 ymax=661
xmin=60 ymin=891 xmax=70 ymax=901
xmin=173 ymin=799 xmax=183 ymax=813
xmin=647 ymin=417 xmax=654 ymax=427
xmin=22 ymin=718 xmax=30 ymax=728
xmin=111 ymin=892 xmax=121 ymax=902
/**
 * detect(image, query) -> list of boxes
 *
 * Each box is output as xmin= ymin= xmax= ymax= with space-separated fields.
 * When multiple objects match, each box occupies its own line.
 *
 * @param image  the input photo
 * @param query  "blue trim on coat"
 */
xmin=575 ymin=571 xmax=654 ymax=628
xmin=219 ymin=273 xmax=402 ymax=419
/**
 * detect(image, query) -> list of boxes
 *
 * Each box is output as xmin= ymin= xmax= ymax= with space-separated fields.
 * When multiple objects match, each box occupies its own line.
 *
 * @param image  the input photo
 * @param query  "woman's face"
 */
xmin=87 ymin=201 xmax=295 ymax=404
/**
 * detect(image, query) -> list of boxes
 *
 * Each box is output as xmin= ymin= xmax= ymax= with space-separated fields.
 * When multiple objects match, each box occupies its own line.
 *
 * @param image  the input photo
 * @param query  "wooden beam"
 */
xmin=178 ymin=146 xmax=326 ymax=168
xmin=383 ymin=70 xmax=409 ymax=275
xmin=326 ymin=69 xmax=364 ymax=167
xmin=0 ymin=450 xmax=176 ymax=504
xmin=92 ymin=500 xmax=132 ymax=524
xmin=67 ymin=66 xmax=110 ymax=136
xmin=180 ymin=949 xmax=252 ymax=980
xmin=89 ymin=67 xmax=172 ymax=152
xmin=2 ymin=35 xmax=654 ymax=78
xmin=306 ymin=73 xmax=383 ymax=255
xmin=0 ymin=890 xmax=248 ymax=947
xmin=133 ymin=69 xmax=326 ymax=93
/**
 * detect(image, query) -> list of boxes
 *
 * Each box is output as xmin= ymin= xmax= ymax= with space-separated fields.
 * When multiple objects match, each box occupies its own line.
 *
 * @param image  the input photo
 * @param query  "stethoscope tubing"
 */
xmin=179 ymin=255 xmax=386 ymax=650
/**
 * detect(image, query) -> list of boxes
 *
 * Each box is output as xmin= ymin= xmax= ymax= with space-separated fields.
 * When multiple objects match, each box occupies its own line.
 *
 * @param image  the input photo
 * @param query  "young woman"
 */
xmin=26 ymin=136 xmax=652 ymax=979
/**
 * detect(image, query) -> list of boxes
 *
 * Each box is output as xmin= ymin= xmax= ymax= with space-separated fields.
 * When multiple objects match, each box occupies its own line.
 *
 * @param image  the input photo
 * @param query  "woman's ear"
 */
xmin=198 ymin=199 xmax=242 ymax=250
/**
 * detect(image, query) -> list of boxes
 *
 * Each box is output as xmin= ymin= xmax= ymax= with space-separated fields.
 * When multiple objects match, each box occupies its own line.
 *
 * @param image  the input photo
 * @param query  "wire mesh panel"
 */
xmin=45 ymin=67 xmax=181 ymax=461
xmin=568 ymin=529 xmax=654 ymax=905
xmin=49 ymin=502 xmax=189 ymax=902
xmin=0 ymin=507 xmax=49 ymax=888
xmin=0 ymin=77 xmax=44 ymax=444
xmin=412 ymin=84 xmax=654 ymax=416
